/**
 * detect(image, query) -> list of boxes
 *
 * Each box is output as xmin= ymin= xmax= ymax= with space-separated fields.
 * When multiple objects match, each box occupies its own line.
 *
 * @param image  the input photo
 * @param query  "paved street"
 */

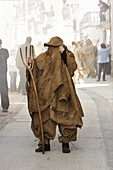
xmin=0 ymin=77 xmax=113 ymax=170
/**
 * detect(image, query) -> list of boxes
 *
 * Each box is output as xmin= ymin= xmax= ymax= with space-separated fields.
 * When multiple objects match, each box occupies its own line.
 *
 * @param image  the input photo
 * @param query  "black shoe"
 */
xmin=2 ymin=109 xmax=8 ymax=112
xmin=62 ymin=143 xmax=70 ymax=153
xmin=97 ymin=79 xmax=100 ymax=82
xmin=35 ymin=144 xmax=50 ymax=152
xmin=103 ymin=79 xmax=106 ymax=81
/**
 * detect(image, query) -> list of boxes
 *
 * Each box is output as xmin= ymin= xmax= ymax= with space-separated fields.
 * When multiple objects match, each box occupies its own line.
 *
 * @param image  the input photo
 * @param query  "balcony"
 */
xmin=83 ymin=11 xmax=100 ymax=28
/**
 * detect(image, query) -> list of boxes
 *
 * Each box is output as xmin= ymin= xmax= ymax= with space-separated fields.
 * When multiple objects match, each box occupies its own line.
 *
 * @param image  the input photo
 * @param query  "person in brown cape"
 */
xmin=26 ymin=36 xmax=84 ymax=153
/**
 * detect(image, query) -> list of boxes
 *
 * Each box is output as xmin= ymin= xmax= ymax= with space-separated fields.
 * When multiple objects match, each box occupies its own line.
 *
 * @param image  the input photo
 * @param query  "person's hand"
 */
xmin=59 ymin=46 xmax=65 ymax=53
xmin=28 ymin=57 xmax=33 ymax=64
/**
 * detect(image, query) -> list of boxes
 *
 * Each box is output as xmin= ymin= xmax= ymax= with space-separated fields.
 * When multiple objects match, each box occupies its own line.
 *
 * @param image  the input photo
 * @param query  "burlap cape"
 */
xmin=26 ymin=47 xmax=84 ymax=127
xmin=74 ymin=40 xmax=96 ymax=77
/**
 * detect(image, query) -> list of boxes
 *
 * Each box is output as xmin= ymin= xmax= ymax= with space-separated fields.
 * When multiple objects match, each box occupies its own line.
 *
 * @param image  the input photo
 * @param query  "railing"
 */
xmin=83 ymin=11 xmax=100 ymax=28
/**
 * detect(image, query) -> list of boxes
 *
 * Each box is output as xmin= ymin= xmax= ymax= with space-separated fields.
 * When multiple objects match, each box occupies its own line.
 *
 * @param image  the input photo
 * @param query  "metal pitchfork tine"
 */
xmin=20 ymin=46 xmax=45 ymax=154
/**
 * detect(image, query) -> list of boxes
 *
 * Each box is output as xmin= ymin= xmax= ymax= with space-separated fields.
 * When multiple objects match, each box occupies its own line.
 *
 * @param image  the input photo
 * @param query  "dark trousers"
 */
xmin=98 ymin=63 xmax=108 ymax=80
xmin=0 ymin=74 xmax=9 ymax=109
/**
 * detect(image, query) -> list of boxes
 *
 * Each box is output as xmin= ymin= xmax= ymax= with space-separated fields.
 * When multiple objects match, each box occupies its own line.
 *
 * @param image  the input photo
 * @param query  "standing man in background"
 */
xmin=8 ymin=49 xmax=17 ymax=92
xmin=97 ymin=43 xmax=110 ymax=81
xmin=0 ymin=39 xmax=10 ymax=112
xmin=16 ymin=36 xmax=35 ymax=95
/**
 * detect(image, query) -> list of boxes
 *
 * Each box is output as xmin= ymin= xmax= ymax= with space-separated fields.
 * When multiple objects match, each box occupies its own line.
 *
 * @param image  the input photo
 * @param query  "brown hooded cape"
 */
xmin=26 ymin=45 xmax=84 ymax=128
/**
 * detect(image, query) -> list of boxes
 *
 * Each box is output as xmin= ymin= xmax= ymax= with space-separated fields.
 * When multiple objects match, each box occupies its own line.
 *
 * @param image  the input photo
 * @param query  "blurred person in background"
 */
xmin=16 ymin=36 xmax=36 ymax=95
xmin=94 ymin=45 xmax=98 ymax=76
xmin=36 ymin=41 xmax=43 ymax=55
xmin=71 ymin=41 xmax=76 ymax=53
xmin=84 ymin=39 xmax=96 ymax=78
xmin=0 ymin=39 xmax=9 ymax=112
xmin=94 ymin=41 xmax=99 ymax=76
xmin=8 ymin=49 xmax=17 ymax=92
xmin=97 ymin=43 xmax=110 ymax=81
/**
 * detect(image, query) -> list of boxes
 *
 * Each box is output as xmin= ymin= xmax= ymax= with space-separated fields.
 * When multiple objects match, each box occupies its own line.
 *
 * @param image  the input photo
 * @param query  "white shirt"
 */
xmin=97 ymin=47 xmax=110 ymax=63
xmin=16 ymin=43 xmax=36 ymax=69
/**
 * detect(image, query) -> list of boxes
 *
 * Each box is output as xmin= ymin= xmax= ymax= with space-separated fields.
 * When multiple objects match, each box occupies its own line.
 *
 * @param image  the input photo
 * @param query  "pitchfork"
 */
xmin=20 ymin=46 xmax=45 ymax=154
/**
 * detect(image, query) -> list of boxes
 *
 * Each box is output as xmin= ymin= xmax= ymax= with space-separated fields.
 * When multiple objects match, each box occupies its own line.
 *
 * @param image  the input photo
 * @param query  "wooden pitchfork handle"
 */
xmin=20 ymin=47 xmax=45 ymax=154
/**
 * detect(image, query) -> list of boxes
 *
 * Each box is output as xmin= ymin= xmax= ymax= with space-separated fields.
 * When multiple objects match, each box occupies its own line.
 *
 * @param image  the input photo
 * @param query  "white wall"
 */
xmin=109 ymin=0 xmax=113 ymax=76
xmin=84 ymin=26 xmax=104 ymax=45
xmin=110 ymin=0 xmax=113 ymax=60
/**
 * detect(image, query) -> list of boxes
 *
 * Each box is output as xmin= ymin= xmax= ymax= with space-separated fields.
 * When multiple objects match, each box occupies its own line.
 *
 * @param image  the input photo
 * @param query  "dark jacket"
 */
xmin=0 ymin=48 xmax=9 ymax=75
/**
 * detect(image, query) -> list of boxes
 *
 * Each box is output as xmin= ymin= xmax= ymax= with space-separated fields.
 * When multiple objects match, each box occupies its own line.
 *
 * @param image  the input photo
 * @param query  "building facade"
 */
xmin=110 ymin=0 xmax=113 ymax=75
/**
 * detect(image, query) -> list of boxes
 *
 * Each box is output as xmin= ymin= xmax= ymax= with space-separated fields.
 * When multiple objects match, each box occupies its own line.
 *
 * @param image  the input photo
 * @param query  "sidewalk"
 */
xmin=0 ymin=90 xmax=26 ymax=128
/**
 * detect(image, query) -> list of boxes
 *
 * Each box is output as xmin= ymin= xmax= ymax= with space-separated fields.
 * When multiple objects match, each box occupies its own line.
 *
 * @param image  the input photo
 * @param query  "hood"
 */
xmin=44 ymin=36 xmax=64 ymax=47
